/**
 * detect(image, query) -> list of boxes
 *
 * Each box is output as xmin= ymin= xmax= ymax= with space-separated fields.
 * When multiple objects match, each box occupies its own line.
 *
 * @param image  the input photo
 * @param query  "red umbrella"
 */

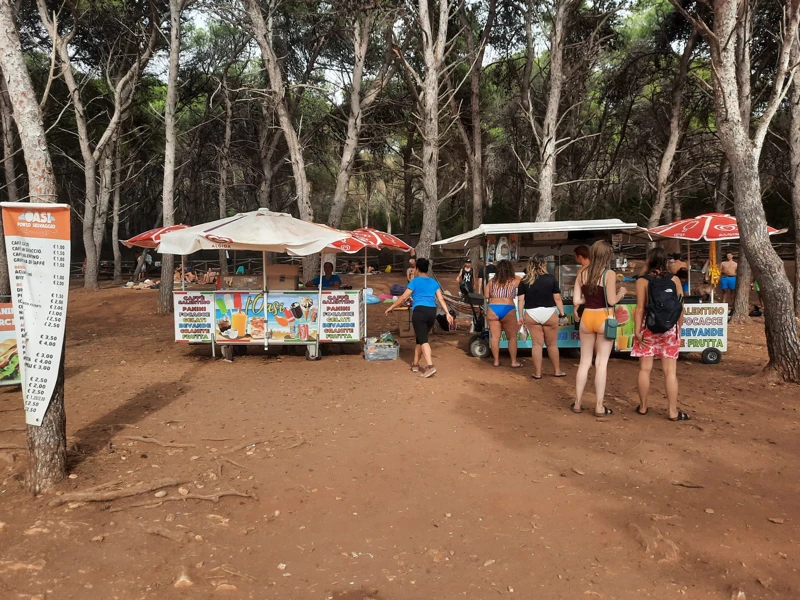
xmin=648 ymin=213 xmax=786 ymax=241
xmin=329 ymin=227 xmax=412 ymax=253
xmin=122 ymin=224 xmax=190 ymax=249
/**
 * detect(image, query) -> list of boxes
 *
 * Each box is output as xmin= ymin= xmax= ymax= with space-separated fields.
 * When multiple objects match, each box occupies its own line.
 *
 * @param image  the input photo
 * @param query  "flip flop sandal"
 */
xmin=571 ymin=404 xmax=582 ymax=414
xmin=669 ymin=410 xmax=691 ymax=421
xmin=510 ymin=363 xmax=524 ymax=369
xmin=636 ymin=405 xmax=648 ymax=415
xmin=493 ymin=363 xmax=501 ymax=368
xmin=554 ymin=372 xmax=567 ymax=377
xmin=532 ymin=374 xmax=542 ymax=380
xmin=411 ymin=364 xmax=420 ymax=373
xmin=594 ymin=407 xmax=614 ymax=417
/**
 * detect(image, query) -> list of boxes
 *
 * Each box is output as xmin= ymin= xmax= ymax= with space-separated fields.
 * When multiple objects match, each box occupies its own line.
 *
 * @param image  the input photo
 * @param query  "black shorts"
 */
xmin=411 ymin=306 xmax=437 ymax=344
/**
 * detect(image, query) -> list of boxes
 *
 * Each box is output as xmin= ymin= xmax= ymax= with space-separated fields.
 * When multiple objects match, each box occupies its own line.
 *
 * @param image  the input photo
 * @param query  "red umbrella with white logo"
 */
xmin=648 ymin=213 xmax=786 ymax=301
xmin=329 ymin=228 xmax=412 ymax=253
xmin=648 ymin=213 xmax=786 ymax=241
xmin=122 ymin=224 xmax=190 ymax=249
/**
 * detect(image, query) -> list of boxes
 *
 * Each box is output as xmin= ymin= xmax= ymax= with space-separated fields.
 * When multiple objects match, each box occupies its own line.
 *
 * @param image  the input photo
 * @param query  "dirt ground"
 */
xmin=1 ymin=273 xmax=799 ymax=600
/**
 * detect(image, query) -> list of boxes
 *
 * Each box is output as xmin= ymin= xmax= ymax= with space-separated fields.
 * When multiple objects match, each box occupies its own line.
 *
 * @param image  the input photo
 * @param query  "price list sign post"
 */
xmin=1 ymin=203 xmax=70 ymax=426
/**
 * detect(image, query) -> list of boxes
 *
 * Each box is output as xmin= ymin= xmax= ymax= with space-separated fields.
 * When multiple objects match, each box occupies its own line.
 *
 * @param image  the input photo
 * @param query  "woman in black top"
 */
xmin=517 ymin=255 xmax=566 ymax=379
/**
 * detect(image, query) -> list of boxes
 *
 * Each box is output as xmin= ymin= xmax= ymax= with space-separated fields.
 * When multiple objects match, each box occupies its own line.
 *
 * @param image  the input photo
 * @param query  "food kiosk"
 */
xmin=160 ymin=209 xmax=366 ymax=360
xmin=433 ymin=219 xmax=728 ymax=364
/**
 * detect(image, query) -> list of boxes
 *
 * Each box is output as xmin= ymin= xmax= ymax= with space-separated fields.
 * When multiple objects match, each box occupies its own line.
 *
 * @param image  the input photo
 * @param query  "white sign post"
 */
xmin=1 ymin=203 xmax=71 ymax=426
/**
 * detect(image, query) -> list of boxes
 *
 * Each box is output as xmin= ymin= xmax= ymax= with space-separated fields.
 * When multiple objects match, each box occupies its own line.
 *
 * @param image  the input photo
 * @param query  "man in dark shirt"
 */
xmin=457 ymin=259 xmax=475 ymax=297
xmin=477 ymin=260 xmax=497 ymax=295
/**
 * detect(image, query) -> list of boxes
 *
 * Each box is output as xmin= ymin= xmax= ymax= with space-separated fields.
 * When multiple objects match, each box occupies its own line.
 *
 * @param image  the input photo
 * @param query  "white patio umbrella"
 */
xmin=157 ymin=208 xmax=348 ymax=255
xmin=157 ymin=209 xmax=349 ymax=358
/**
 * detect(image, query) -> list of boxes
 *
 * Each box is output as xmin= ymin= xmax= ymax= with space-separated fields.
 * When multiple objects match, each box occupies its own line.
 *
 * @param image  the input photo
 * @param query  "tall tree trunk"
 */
xmin=458 ymin=0 xmax=496 ymax=230
xmin=243 ymin=0 xmax=315 ymax=278
xmin=218 ymin=73 xmax=232 ymax=276
xmin=111 ymin=135 xmax=122 ymax=285
xmin=732 ymin=256 xmax=752 ymax=321
xmin=693 ymin=0 xmax=800 ymax=380
xmin=256 ymin=106 xmax=281 ymax=210
xmin=715 ymin=156 xmax=730 ymax=213
xmin=535 ymin=0 xmax=573 ymax=222
xmin=415 ymin=0 xmax=450 ymax=257
xmin=0 ymin=0 xmax=65 ymax=493
xmin=0 ymin=75 xmax=16 ymax=296
xmin=647 ymin=31 xmax=696 ymax=228
xmin=158 ymin=0 xmax=183 ymax=315
xmin=0 ymin=75 xmax=17 ymax=202
xmin=328 ymin=14 xmax=371 ymax=229
xmin=790 ymin=42 xmax=800 ymax=317
xmin=403 ymin=128 xmax=414 ymax=238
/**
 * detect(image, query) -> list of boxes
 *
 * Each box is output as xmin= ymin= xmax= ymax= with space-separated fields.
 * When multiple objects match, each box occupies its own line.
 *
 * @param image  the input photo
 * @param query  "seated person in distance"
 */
xmin=306 ymin=262 xmax=342 ymax=289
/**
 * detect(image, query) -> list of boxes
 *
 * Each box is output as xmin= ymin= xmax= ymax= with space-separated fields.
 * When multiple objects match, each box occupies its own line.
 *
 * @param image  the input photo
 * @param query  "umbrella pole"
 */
xmin=181 ymin=255 xmax=185 ymax=292
xmin=317 ymin=251 xmax=323 ymax=359
xmin=686 ymin=242 xmax=691 ymax=293
xmin=263 ymin=250 xmax=268 ymax=352
xmin=364 ymin=247 xmax=368 ymax=336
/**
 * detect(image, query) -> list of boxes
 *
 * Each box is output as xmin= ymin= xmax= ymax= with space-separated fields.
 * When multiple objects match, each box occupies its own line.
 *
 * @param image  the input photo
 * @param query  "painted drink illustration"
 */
xmin=231 ymin=310 xmax=247 ymax=338
xmin=300 ymin=297 xmax=314 ymax=320
xmin=310 ymin=307 xmax=318 ymax=322
xmin=290 ymin=301 xmax=303 ymax=320
xmin=218 ymin=315 xmax=231 ymax=333
xmin=283 ymin=308 xmax=296 ymax=337
xmin=298 ymin=323 xmax=309 ymax=341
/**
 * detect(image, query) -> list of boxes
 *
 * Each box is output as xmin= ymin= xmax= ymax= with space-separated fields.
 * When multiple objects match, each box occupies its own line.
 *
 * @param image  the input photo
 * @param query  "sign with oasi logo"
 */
xmin=1 ymin=203 xmax=70 ymax=426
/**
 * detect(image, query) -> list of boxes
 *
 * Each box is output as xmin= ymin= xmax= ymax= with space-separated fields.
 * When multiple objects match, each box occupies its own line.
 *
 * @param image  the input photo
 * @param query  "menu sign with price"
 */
xmin=1 ymin=203 xmax=70 ymax=426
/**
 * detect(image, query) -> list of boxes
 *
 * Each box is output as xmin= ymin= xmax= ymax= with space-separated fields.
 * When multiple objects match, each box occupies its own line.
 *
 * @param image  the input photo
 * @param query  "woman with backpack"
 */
xmin=572 ymin=241 xmax=627 ymax=416
xmin=632 ymin=247 xmax=689 ymax=421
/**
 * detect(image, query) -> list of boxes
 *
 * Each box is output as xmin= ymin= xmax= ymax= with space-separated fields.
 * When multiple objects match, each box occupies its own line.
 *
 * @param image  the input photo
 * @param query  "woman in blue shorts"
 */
xmin=386 ymin=258 xmax=452 ymax=378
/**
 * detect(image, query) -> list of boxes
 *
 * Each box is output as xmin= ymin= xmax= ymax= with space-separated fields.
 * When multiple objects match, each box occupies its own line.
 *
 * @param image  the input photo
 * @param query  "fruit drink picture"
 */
xmin=615 ymin=305 xmax=634 ymax=350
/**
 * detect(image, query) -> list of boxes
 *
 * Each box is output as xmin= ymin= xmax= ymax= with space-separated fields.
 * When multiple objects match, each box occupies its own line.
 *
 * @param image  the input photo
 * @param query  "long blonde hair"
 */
xmin=581 ymin=240 xmax=614 ymax=295
xmin=523 ymin=255 xmax=548 ymax=285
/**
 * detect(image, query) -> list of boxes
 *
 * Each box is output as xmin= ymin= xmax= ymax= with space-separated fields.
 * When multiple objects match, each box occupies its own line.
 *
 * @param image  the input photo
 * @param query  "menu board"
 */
xmin=680 ymin=303 xmax=728 ymax=351
xmin=0 ymin=302 xmax=20 ymax=386
xmin=213 ymin=291 xmax=319 ymax=345
xmin=320 ymin=291 xmax=360 ymax=342
xmin=173 ymin=292 xmax=214 ymax=342
xmin=1 ymin=203 xmax=70 ymax=426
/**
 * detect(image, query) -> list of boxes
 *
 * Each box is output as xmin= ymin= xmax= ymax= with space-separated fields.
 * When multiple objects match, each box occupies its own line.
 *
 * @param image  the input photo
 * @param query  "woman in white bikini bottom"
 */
xmin=525 ymin=307 xmax=557 ymax=324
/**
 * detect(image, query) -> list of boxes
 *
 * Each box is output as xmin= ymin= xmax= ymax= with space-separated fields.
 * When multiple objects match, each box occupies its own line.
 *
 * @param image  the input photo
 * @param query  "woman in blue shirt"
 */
xmin=386 ymin=258 xmax=452 ymax=378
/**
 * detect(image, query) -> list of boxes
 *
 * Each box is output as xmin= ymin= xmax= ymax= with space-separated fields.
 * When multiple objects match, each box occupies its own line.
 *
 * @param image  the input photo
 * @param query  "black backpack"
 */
xmin=645 ymin=274 xmax=683 ymax=334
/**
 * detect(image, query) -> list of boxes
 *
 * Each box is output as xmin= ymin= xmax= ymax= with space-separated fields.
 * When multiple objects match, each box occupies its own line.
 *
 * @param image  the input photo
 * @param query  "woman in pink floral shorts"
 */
xmin=631 ymin=248 xmax=690 ymax=421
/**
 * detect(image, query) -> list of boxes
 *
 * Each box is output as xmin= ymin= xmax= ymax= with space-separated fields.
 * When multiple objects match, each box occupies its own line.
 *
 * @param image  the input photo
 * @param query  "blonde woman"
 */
xmin=572 ymin=241 xmax=627 ymax=416
xmin=517 ymin=255 xmax=566 ymax=379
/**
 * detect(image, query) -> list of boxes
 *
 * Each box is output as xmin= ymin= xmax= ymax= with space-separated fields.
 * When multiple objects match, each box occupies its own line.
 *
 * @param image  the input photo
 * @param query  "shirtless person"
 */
xmin=668 ymin=253 xmax=688 ymax=275
xmin=719 ymin=252 xmax=738 ymax=306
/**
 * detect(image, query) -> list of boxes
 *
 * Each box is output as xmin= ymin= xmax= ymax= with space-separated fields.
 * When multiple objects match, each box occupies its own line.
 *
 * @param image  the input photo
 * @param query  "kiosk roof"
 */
xmin=433 ymin=219 xmax=646 ymax=249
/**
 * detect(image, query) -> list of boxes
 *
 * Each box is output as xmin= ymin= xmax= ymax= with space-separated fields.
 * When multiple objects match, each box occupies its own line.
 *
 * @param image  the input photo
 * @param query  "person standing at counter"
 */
xmin=477 ymin=259 xmax=497 ymax=295
xmin=517 ymin=255 xmax=567 ymax=379
xmin=485 ymin=259 xmax=522 ymax=368
xmin=573 ymin=245 xmax=591 ymax=326
xmin=572 ymin=241 xmax=627 ymax=416
xmin=386 ymin=258 xmax=453 ymax=378
xmin=305 ymin=262 xmax=341 ymax=289
xmin=631 ymin=247 xmax=689 ymax=421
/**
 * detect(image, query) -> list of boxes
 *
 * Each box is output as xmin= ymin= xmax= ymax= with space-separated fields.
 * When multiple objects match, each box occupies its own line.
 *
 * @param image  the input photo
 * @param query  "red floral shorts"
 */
xmin=631 ymin=326 xmax=680 ymax=360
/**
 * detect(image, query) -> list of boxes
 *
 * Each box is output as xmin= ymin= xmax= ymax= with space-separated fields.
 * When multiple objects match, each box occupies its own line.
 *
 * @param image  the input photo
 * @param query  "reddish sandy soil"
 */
xmin=1 ymin=273 xmax=799 ymax=600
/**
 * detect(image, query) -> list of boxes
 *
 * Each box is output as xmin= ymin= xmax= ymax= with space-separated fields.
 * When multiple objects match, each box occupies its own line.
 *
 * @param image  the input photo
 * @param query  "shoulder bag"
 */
xmin=602 ymin=269 xmax=618 ymax=340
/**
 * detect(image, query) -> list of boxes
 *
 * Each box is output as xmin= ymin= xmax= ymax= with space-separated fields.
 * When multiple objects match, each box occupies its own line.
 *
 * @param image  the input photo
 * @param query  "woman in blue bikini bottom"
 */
xmin=485 ymin=259 xmax=522 ymax=368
